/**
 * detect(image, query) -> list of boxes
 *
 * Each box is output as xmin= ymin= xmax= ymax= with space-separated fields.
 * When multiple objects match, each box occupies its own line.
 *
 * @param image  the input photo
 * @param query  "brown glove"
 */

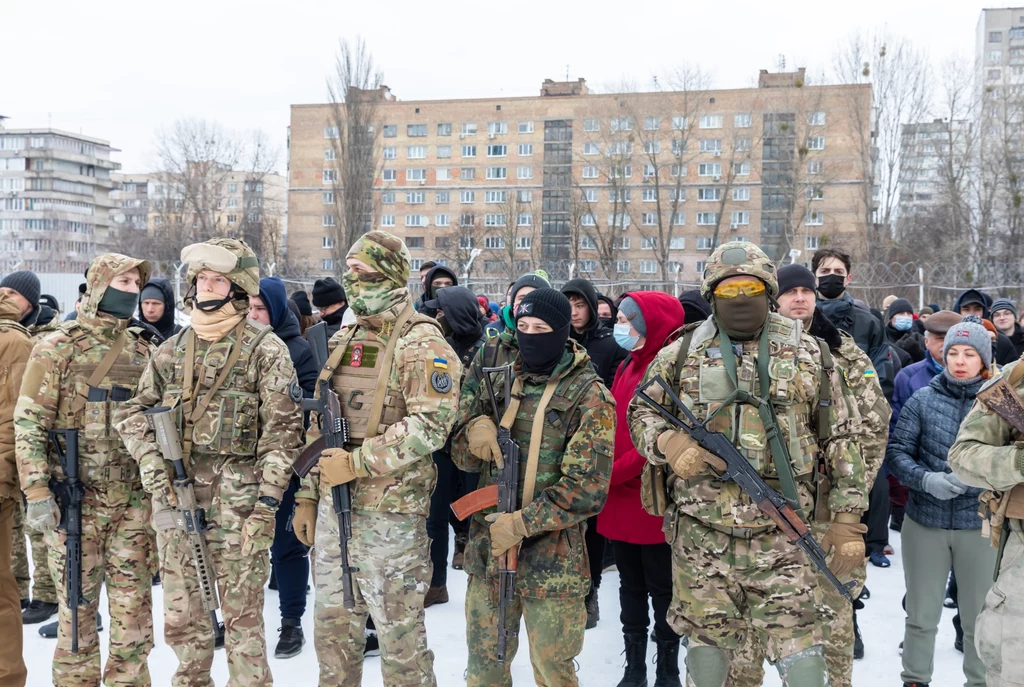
xmin=467 ymin=416 xmax=503 ymax=467
xmin=657 ymin=431 xmax=725 ymax=479
xmin=292 ymin=498 xmax=318 ymax=547
xmin=320 ymin=448 xmax=369 ymax=488
xmin=821 ymin=512 xmax=867 ymax=578
xmin=484 ymin=510 xmax=528 ymax=557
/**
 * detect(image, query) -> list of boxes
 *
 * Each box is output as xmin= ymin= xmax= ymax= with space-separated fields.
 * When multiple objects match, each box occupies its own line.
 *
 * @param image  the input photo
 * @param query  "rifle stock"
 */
xmin=977 ymin=375 xmax=1024 ymax=435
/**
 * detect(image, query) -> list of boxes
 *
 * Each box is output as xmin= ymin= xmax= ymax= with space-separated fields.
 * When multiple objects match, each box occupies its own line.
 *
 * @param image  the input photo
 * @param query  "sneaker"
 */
xmin=424 ymin=585 xmax=449 ymax=608
xmin=944 ymin=596 xmax=957 ymax=609
xmin=274 ymin=618 xmax=305 ymax=659
xmin=585 ymin=591 xmax=599 ymax=630
xmin=884 ymin=545 xmax=895 ymax=556
xmin=859 ymin=586 xmax=871 ymax=601
xmin=364 ymin=630 xmax=380 ymax=658
xmin=22 ymin=600 xmax=58 ymax=625
xmin=39 ymin=612 xmax=102 ymax=639
xmin=954 ymin=636 xmax=963 ymax=653
xmin=869 ymin=551 xmax=891 ymax=568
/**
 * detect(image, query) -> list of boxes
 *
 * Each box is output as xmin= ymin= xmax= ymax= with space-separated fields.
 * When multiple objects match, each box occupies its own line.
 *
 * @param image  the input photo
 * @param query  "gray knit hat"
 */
xmin=618 ymin=296 xmax=647 ymax=337
xmin=0 ymin=271 xmax=40 ymax=307
xmin=943 ymin=315 xmax=992 ymax=369
xmin=991 ymin=298 xmax=1017 ymax=318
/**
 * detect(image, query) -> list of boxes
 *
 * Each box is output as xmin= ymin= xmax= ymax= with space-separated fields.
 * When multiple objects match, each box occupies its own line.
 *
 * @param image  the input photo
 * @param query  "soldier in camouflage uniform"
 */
xmin=948 ymin=364 xmax=1024 ymax=687
xmin=452 ymin=287 xmax=615 ymax=687
xmin=627 ymin=242 xmax=868 ymax=687
xmin=15 ymin=254 xmax=158 ymax=686
xmin=730 ymin=264 xmax=890 ymax=687
xmin=289 ymin=230 xmax=459 ymax=687
xmin=116 ymin=238 xmax=303 ymax=687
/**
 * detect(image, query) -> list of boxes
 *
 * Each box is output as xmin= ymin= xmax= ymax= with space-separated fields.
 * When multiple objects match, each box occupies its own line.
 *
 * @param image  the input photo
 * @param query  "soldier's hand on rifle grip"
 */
xmin=292 ymin=498 xmax=318 ymax=547
xmin=24 ymin=486 xmax=60 ymax=532
xmin=657 ymin=431 xmax=726 ymax=478
xmin=485 ymin=510 xmax=527 ymax=558
xmin=319 ymin=448 xmax=367 ymax=488
xmin=139 ymin=452 xmax=178 ymax=508
xmin=821 ymin=512 xmax=867 ymax=578
xmin=466 ymin=416 xmax=503 ymax=468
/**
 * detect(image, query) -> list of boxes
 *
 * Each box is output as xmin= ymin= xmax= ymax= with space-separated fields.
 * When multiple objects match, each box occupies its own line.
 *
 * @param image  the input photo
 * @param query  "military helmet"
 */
xmin=700 ymin=241 xmax=778 ymax=299
xmin=181 ymin=237 xmax=260 ymax=296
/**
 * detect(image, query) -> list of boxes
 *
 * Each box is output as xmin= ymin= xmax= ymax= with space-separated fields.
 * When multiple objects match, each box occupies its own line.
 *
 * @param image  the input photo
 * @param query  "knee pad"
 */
xmin=683 ymin=646 xmax=729 ymax=687
xmin=776 ymin=646 xmax=827 ymax=687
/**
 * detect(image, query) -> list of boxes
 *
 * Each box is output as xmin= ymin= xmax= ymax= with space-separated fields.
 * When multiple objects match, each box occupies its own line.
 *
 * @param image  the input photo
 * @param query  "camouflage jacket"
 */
xmin=15 ymin=255 xmax=157 ymax=494
xmin=832 ymin=330 xmax=890 ymax=484
xmin=948 ymin=360 xmax=1024 ymax=496
xmin=116 ymin=319 xmax=303 ymax=505
xmin=0 ymin=298 xmax=32 ymax=500
xmin=298 ymin=295 xmax=461 ymax=516
xmin=452 ymin=341 xmax=615 ymax=599
xmin=454 ymin=326 xmax=518 ymax=439
xmin=627 ymin=313 xmax=867 ymax=529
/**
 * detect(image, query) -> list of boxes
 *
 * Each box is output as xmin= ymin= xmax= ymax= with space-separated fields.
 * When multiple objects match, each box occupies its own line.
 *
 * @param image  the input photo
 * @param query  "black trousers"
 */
xmin=863 ymin=470 xmax=890 ymax=555
xmin=426 ymin=449 xmax=475 ymax=587
xmin=612 ymin=540 xmax=678 ymax=641
xmin=586 ymin=516 xmax=606 ymax=593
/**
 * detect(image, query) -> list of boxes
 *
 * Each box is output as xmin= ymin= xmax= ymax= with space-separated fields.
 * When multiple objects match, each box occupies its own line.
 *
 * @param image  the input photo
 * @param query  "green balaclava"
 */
xmin=342 ymin=230 xmax=412 ymax=316
xmin=98 ymin=287 xmax=140 ymax=320
xmin=713 ymin=290 xmax=769 ymax=341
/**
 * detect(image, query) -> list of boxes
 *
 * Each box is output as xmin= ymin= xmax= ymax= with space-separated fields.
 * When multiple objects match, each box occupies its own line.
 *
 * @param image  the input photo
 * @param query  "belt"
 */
xmin=706 ymin=522 xmax=774 ymax=539
xmin=87 ymin=464 xmax=140 ymax=483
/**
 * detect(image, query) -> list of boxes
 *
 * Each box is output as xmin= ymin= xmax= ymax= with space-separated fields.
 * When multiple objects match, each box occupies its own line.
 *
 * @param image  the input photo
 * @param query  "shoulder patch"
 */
xmin=288 ymin=378 xmax=303 ymax=403
xmin=430 ymin=370 xmax=453 ymax=394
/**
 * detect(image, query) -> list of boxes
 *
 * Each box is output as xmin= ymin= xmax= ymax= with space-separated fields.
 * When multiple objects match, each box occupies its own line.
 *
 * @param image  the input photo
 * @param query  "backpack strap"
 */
xmin=815 ymin=337 xmax=834 ymax=443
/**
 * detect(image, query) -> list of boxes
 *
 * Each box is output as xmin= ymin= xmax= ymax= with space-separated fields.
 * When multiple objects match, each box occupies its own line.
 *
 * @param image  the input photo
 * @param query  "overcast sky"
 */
xmin=1 ymin=0 xmax=983 ymax=173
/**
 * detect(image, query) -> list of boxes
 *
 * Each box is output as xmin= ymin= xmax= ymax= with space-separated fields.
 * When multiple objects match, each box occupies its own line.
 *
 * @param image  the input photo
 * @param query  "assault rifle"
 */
xmin=145 ymin=406 xmax=224 ymax=645
xmin=635 ymin=375 xmax=854 ymax=601
xmin=451 ymin=365 xmax=520 ymax=662
xmin=292 ymin=321 xmax=356 ymax=608
xmin=49 ymin=429 xmax=84 ymax=653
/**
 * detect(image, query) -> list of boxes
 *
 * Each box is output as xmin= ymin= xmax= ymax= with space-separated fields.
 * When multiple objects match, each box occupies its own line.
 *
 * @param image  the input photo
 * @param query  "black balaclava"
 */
xmin=515 ymin=288 xmax=572 ymax=376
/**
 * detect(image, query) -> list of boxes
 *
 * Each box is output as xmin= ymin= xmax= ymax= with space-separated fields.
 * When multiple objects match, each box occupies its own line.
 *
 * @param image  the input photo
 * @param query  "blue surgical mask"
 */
xmin=614 ymin=323 xmax=639 ymax=351
xmin=893 ymin=315 xmax=913 ymax=331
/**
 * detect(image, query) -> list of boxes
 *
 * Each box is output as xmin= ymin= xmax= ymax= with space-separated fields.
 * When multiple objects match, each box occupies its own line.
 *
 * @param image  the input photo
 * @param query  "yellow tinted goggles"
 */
xmin=713 ymin=279 xmax=766 ymax=299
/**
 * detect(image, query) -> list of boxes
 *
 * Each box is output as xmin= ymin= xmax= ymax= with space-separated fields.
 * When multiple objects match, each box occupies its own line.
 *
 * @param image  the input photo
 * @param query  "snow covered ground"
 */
xmin=22 ymin=528 xmax=971 ymax=686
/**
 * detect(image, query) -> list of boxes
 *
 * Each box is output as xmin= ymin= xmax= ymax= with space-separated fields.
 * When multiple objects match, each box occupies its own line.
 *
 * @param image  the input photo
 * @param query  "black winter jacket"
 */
xmin=138 ymin=277 xmax=182 ymax=342
xmin=561 ymin=278 xmax=626 ymax=389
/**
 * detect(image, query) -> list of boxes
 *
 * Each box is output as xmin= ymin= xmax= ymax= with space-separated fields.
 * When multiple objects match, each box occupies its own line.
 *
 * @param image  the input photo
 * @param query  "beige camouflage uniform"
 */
xmin=948 ymin=360 xmax=1024 ymax=687
xmin=116 ymin=238 xmax=303 ymax=687
xmin=297 ymin=231 xmax=459 ymax=687
xmin=14 ymin=254 xmax=158 ymax=687
xmin=627 ymin=242 xmax=867 ymax=687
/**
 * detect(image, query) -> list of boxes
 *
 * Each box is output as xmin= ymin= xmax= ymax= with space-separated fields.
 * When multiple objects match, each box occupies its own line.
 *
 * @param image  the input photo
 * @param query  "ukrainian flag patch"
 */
xmin=433 ymin=358 xmax=449 ymax=370
xmin=864 ymin=369 xmax=876 ymax=378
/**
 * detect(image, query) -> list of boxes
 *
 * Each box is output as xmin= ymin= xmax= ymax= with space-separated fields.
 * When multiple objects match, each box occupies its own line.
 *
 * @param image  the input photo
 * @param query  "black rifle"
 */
xmin=635 ymin=375 xmax=854 ymax=601
xmin=450 ymin=365 xmax=520 ymax=662
xmin=293 ymin=321 xmax=356 ymax=608
xmin=49 ymin=429 xmax=84 ymax=653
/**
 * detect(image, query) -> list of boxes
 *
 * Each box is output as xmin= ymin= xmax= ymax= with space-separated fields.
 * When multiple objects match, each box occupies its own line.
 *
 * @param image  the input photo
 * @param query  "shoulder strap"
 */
xmin=70 ymin=330 xmax=128 ymax=414
xmin=816 ymin=338 xmax=834 ymax=442
xmin=317 ymin=326 xmax=357 ymax=389
xmin=674 ymin=327 xmax=698 ymax=387
xmin=364 ymin=304 xmax=415 ymax=440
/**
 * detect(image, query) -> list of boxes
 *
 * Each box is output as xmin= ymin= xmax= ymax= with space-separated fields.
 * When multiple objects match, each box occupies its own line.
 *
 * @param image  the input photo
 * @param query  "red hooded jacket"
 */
xmin=597 ymin=291 xmax=685 ymax=545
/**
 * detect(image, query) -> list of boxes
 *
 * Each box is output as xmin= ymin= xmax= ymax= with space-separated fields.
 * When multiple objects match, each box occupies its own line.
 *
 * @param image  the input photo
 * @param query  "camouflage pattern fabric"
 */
xmin=13 ymin=253 xmax=156 ymax=686
xmin=11 ymin=499 xmax=28 ymax=599
xmin=833 ymin=331 xmax=890 ymax=484
xmin=465 ymin=573 xmax=586 ymax=687
xmin=454 ymin=328 xmax=518 ymax=453
xmin=699 ymin=241 xmax=779 ymax=299
xmin=10 ymin=511 xmax=55 ymax=602
xmin=181 ymin=237 xmax=260 ymax=296
xmin=342 ymin=230 xmax=413 ymax=317
xmin=451 ymin=341 xmax=615 ymax=599
xmin=312 ymin=500 xmax=435 ymax=687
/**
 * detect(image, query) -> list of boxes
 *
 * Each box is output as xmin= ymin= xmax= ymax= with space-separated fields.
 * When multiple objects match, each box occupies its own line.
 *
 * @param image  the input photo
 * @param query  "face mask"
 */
xmin=97 ymin=286 xmax=139 ymax=320
xmin=613 ymin=323 xmax=639 ymax=351
xmin=342 ymin=270 xmax=393 ymax=316
xmin=714 ymin=294 xmax=769 ymax=340
xmin=893 ymin=315 xmax=913 ymax=331
xmin=816 ymin=274 xmax=847 ymax=300
xmin=517 ymin=324 xmax=570 ymax=376
xmin=599 ymin=316 xmax=616 ymax=329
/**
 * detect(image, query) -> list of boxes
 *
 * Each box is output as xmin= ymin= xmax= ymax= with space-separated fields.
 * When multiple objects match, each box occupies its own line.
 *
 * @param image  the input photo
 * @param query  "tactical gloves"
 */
xmin=292 ymin=498 xmax=318 ymax=547
xmin=921 ymin=472 xmax=967 ymax=501
xmin=821 ymin=512 xmax=867 ymax=577
xmin=139 ymin=452 xmax=178 ymax=508
xmin=657 ymin=431 xmax=726 ymax=479
xmin=24 ymin=486 xmax=60 ymax=532
xmin=466 ymin=416 xmax=503 ymax=467
xmin=320 ymin=448 xmax=369 ymax=488
xmin=240 ymin=501 xmax=277 ymax=556
xmin=485 ymin=510 xmax=528 ymax=557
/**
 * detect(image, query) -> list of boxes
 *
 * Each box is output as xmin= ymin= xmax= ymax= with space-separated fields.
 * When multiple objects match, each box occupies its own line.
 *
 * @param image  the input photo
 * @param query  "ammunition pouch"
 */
xmin=641 ymin=462 xmax=670 ymax=517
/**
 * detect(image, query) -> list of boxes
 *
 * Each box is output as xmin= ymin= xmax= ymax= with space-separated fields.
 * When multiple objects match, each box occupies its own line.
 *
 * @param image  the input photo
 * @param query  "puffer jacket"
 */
xmin=884 ymin=372 xmax=986 ymax=530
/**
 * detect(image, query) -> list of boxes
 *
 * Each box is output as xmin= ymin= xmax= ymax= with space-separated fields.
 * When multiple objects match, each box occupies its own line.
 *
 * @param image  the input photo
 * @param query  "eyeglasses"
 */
xmin=713 ymin=279 xmax=766 ymax=299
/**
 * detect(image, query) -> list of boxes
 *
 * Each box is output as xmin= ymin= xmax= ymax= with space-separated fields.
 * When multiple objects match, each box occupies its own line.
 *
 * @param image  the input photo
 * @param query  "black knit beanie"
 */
xmin=312 ymin=277 xmax=346 ymax=308
xmin=886 ymin=298 xmax=915 ymax=320
xmin=777 ymin=264 xmax=818 ymax=297
xmin=290 ymin=290 xmax=314 ymax=316
xmin=0 ymin=271 xmax=40 ymax=307
xmin=515 ymin=288 xmax=571 ymax=330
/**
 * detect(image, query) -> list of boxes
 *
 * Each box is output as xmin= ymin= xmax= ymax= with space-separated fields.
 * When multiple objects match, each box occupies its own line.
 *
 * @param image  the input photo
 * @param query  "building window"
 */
xmin=460 ymin=191 xmax=475 ymax=203
xmin=808 ymin=160 xmax=824 ymax=175
xmin=583 ymin=118 xmax=600 ymax=132
xmin=322 ymin=215 xmax=336 ymax=227
xmin=808 ymin=111 xmax=826 ymax=126
xmin=989 ymin=69 xmax=1002 ymax=80
xmin=806 ymin=211 xmax=824 ymax=226
xmin=383 ymin=146 xmax=397 ymax=160
xmin=518 ymin=190 xmax=533 ymax=202
xmin=460 ymin=235 xmax=474 ymax=248
xmin=323 ymin=191 xmax=335 ymax=204
xmin=616 ymin=260 xmax=630 ymax=274
xmin=672 ymin=212 xmax=685 ymax=226
xmin=381 ymin=215 xmax=395 ymax=227
xmin=699 ymin=139 xmax=722 ymax=153
xmin=807 ymin=185 xmax=824 ymax=200
xmin=697 ymin=213 xmax=718 ymax=226
xmin=407 ymin=169 xmax=426 ymax=182
xmin=582 ymin=166 xmax=599 ymax=179
xmin=642 ymin=164 xmax=656 ymax=178
xmin=435 ymin=237 xmax=451 ymax=249
xmin=699 ymin=115 xmax=723 ymax=129
xmin=462 ymin=145 xmax=477 ymax=157
xmin=642 ymin=188 xmax=657 ymax=202
xmin=733 ymin=187 xmax=750 ymax=201
xmin=484 ymin=235 xmax=506 ymax=247
xmin=695 ymin=236 xmax=715 ymax=250
xmin=644 ymin=117 xmax=660 ymax=131
xmin=697 ymin=163 xmax=721 ymax=177
xmin=322 ymin=258 xmax=334 ymax=271
xmin=581 ymin=213 xmax=596 ymax=227
xmin=407 ymin=146 xmax=427 ymax=159
xmin=612 ymin=164 xmax=632 ymax=179
xmin=642 ymin=212 xmax=657 ymax=226
xmin=487 ymin=144 xmax=508 ymax=157
xmin=436 ymin=191 xmax=450 ymax=203
xmin=670 ymin=236 xmax=686 ymax=250
xmin=435 ymin=213 xmax=450 ymax=227
xmin=807 ymin=136 xmax=825 ymax=151
xmin=324 ymin=126 xmax=339 ymax=139
xmin=611 ymin=117 xmax=633 ymax=132
xmin=610 ymin=189 xmax=631 ymax=203
xmin=406 ymin=191 xmax=425 ymax=204
xmin=991 ymin=31 xmax=1003 ymax=42
xmin=734 ymin=113 xmax=752 ymax=128
xmin=462 ymin=168 xmax=476 ymax=181
xmin=518 ymin=121 xmax=534 ymax=134
xmin=225 ymin=215 xmax=236 ymax=224
xmin=437 ymin=168 xmax=451 ymax=181
xmin=517 ymin=214 xmax=532 ymax=227
xmin=806 ymin=235 xmax=819 ymax=249
xmin=381 ymin=192 xmax=396 ymax=205
xmin=579 ymin=260 xmax=596 ymax=274
xmin=405 ymin=215 xmax=427 ymax=227
xmin=517 ymin=166 xmax=533 ymax=179
xmin=735 ymin=137 xmax=751 ymax=152
xmin=518 ymin=143 xmax=533 ymax=156
xmin=324 ymin=148 xmax=336 ymax=161
xmin=487 ymin=121 xmax=508 ymax=135
xmin=583 ymin=142 xmax=600 ymax=155
xmin=322 ymin=236 xmax=335 ymax=249
xmin=608 ymin=213 xmax=631 ymax=227
xmin=516 ymin=235 xmax=532 ymax=249
xmin=991 ymin=50 xmax=1004 ymax=64
xmin=407 ymin=124 xmax=427 ymax=137
xmin=643 ymin=140 xmax=661 ymax=154
xmin=461 ymin=122 xmax=478 ymax=135
xmin=608 ymin=141 xmax=632 ymax=156
xmin=323 ymin=169 xmax=338 ymax=183
xmin=671 ymin=116 xmax=687 ymax=130
xmin=438 ymin=123 xmax=453 ymax=136
xmin=580 ymin=236 xmax=597 ymax=250
xmin=640 ymin=260 xmax=657 ymax=274
xmin=618 ymin=237 xmax=631 ymax=249
xmin=733 ymin=162 xmax=751 ymax=176
xmin=485 ymin=190 xmax=506 ymax=203
xmin=486 ymin=167 xmax=507 ymax=180
xmin=583 ymin=189 xmax=598 ymax=202
xmin=406 ymin=237 xmax=425 ymax=249
xmin=698 ymin=188 xmax=721 ymax=201
xmin=641 ymin=236 xmax=658 ymax=249
xmin=382 ymin=169 xmax=396 ymax=181
xmin=383 ymin=125 xmax=397 ymax=138
xmin=730 ymin=211 xmax=749 ymax=226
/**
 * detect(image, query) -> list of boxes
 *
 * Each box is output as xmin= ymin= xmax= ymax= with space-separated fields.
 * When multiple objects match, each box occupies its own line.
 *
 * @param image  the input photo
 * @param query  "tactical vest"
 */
xmin=159 ymin=322 xmax=271 ymax=457
xmin=479 ymin=334 xmax=517 ymax=371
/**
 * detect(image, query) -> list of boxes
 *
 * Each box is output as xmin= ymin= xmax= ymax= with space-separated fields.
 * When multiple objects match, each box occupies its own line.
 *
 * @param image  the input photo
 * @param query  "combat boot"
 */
xmin=853 ymin=612 xmax=864 ymax=660
xmin=21 ymin=600 xmax=57 ymax=624
xmin=585 ymin=587 xmax=600 ymax=629
xmin=424 ymin=585 xmax=449 ymax=607
xmin=275 ymin=617 xmax=304 ymax=659
xmin=617 ymin=633 xmax=648 ymax=687
xmin=653 ymin=635 xmax=682 ymax=687
xmin=452 ymin=533 xmax=468 ymax=570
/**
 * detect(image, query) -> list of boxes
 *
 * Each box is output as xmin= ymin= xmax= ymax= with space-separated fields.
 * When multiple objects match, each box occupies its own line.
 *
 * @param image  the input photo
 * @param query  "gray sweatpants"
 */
xmin=901 ymin=516 xmax=997 ymax=687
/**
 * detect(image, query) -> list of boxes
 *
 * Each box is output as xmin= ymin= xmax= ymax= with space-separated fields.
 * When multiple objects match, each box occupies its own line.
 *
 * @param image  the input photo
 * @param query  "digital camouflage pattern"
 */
xmin=14 ymin=253 xmax=157 ymax=686
xmin=948 ymin=361 xmax=1024 ymax=687
xmin=182 ymin=237 xmax=260 ymax=296
xmin=115 ymin=282 xmax=302 ymax=685
xmin=313 ymin=503 xmax=435 ymax=687
xmin=699 ymin=241 xmax=779 ymax=299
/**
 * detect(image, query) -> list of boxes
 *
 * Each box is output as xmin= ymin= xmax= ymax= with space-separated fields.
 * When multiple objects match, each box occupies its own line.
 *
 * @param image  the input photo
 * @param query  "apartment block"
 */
xmin=898 ymin=119 xmax=972 ymax=218
xmin=288 ymin=72 xmax=872 ymax=286
xmin=0 ymin=125 xmax=119 ymax=274
xmin=977 ymin=7 xmax=1024 ymax=88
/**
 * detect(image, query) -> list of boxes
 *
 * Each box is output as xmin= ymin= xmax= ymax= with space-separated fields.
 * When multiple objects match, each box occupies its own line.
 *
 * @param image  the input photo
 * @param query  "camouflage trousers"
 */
xmin=313 ymin=501 xmax=435 ymax=687
xmin=156 ymin=503 xmax=271 ymax=687
xmin=465 ymin=574 xmax=586 ymax=687
xmin=12 ymin=498 xmax=56 ymax=602
xmin=44 ymin=484 xmax=154 ymax=687
xmin=975 ymin=519 xmax=1024 ymax=687
xmin=0 ymin=498 xmax=28 ymax=687
xmin=669 ymin=514 xmax=823 ymax=683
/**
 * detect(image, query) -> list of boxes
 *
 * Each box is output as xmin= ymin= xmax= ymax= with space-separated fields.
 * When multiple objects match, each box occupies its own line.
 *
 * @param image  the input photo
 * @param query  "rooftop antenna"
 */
xmin=778 ymin=54 xmax=787 ymax=71
xmin=566 ymin=64 xmax=570 ymax=81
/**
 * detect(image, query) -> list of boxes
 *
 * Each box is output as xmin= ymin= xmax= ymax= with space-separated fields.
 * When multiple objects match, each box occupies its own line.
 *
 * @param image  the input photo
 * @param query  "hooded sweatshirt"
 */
xmin=258 ymin=277 xmax=316 ymax=397
xmin=561 ymin=278 xmax=627 ymax=389
xmin=419 ymin=265 xmax=458 ymax=318
xmin=597 ymin=291 xmax=685 ymax=545
xmin=434 ymin=286 xmax=487 ymax=370
xmin=953 ymin=288 xmax=1018 ymax=366
xmin=138 ymin=277 xmax=181 ymax=342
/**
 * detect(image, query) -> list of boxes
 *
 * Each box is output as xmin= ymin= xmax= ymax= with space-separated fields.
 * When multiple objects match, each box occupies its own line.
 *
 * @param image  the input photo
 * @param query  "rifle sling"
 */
xmin=504 ymin=376 xmax=558 ymax=506
xmin=70 ymin=330 xmax=128 ymax=415
xmin=364 ymin=305 xmax=414 ymax=440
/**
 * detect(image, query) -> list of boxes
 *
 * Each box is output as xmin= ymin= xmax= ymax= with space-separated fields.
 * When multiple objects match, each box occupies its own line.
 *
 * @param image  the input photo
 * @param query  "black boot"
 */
xmin=275 ymin=618 xmax=305 ymax=659
xmin=853 ymin=611 xmax=864 ymax=660
xmin=585 ymin=586 xmax=600 ymax=630
xmin=22 ymin=600 xmax=58 ymax=624
xmin=653 ymin=635 xmax=682 ymax=687
xmin=617 ymin=633 xmax=648 ymax=687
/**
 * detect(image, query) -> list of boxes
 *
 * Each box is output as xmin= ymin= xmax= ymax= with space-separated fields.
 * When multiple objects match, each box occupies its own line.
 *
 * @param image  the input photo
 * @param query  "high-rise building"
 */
xmin=898 ymin=119 xmax=972 ymax=218
xmin=0 ymin=126 xmax=120 ymax=273
xmin=976 ymin=7 xmax=1024 ymax=88
xmin=288 ymin=71 xmax=872 ymax=288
